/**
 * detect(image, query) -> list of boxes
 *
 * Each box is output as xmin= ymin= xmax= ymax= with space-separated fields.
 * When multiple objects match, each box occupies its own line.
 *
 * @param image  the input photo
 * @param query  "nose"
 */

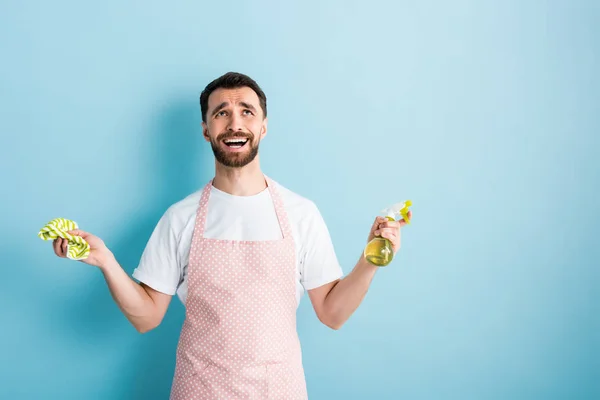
xmin=227 ymin=113 xmax=244 ymax=132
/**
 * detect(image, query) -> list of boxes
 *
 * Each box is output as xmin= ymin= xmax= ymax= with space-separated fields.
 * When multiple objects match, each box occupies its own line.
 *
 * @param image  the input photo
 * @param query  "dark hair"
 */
xmin=200 ymin=72 xmax=267 ymax=123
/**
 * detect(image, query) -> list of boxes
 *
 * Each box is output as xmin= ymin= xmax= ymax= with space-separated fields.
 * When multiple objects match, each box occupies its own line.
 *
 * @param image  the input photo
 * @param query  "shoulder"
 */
xmin=273 ymin=180 xmax=321 ymax=218
xmin=161 ymin=189 xmax=203 ymax=233
xmin=271 ymin=180 xmax=331 ymax=243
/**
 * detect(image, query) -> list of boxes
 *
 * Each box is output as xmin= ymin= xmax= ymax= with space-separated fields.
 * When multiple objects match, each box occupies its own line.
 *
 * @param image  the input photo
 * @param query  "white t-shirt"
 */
xmin=132 ymin=181 xmax=343 ymax=307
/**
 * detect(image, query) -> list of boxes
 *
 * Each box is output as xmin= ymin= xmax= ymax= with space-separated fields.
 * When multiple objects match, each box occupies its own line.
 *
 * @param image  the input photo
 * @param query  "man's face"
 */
xmin=202 ymin=87 xmax=267 ymax=168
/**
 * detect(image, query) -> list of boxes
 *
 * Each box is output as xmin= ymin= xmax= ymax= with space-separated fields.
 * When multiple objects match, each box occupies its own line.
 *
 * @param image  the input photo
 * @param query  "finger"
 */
xmin=371 ymin=217 xmax=387 ymax=234
xmin=373 ymin=216 xmax=387 ymax=229
xmin=374 ymin=227 xmax=398 ymax=238
xmin=61 ymin=239 xmax=68 ymax=256
xmin=379 ymin=220 xmax=401 ymax=229
xmin=380 ymin=230 xmax=400 ymax=249
xmin=58 ymin=239 xmax=66 ymax=257
xmin=380 ymin=228 xmax=398 ymax=239
xmin=53 ymin=239 xmax=62 ymax=257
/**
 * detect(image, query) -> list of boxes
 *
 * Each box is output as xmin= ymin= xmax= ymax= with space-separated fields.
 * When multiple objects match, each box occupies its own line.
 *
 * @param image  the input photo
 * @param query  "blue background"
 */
xmin=1 ymin=0 xmax=598 ymax=399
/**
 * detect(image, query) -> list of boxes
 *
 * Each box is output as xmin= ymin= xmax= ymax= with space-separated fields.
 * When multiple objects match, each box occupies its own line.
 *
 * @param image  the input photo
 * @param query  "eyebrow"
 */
xmin=239 ymin=102 xmax=257 ymax=112
xmin=211 ymin=101 xmax=258 ymax=117
xmin=211 ymin=102 xmax=229 ymax=117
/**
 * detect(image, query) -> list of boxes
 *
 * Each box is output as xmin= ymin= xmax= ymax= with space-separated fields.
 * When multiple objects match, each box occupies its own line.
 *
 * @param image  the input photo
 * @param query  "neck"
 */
xmin=212 ymin=157 xmax=267 ymax=196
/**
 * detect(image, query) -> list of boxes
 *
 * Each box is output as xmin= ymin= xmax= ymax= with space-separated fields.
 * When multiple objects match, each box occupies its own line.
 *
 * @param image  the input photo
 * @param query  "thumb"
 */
xmin=67 ymin=229 xmax=89 ymax=238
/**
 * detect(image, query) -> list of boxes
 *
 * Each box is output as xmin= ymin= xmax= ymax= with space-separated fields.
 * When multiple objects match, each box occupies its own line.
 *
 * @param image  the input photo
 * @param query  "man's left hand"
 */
xmin=367 ymin=210 xmax=412 ymax=254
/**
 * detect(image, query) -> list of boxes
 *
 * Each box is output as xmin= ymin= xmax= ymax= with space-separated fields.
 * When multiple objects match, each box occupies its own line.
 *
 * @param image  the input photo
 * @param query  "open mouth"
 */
xmin=223 ymin=138 xmax=249 ymax=149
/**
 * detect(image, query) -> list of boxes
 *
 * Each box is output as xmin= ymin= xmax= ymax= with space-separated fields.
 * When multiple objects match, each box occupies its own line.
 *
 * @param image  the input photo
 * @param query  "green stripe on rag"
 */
xmin=38 ymin=218 xmax=90 ymax=260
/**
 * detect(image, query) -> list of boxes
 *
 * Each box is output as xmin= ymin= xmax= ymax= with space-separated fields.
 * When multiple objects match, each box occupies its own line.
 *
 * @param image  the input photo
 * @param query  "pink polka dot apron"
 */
xmin=170 ymin=176 xmax=308 ymax=399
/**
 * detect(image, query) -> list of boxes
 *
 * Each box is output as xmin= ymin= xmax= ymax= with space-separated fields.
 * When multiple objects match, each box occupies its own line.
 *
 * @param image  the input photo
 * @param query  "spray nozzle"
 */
xmin=381 ymin=200 xmax=412 ymax=223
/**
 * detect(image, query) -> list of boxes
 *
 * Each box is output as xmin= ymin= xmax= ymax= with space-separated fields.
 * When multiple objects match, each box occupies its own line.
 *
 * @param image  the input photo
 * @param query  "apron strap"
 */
xmin=194 ymin=179 xmax=213 ymax=236
xmin=264 ymin=175 xmax=293 ymax=240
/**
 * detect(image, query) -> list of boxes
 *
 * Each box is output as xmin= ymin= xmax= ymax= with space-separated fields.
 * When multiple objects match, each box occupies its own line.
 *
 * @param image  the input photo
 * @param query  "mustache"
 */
xmin=216 ymin=131 xmax=254 ymax=141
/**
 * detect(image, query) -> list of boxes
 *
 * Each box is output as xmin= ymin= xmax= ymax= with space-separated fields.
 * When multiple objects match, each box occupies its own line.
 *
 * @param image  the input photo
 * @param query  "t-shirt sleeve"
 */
xmin=300 ymin=203 xmax=344 ymax=290
xmin=132 ymin=208 xmax=181 ymax=296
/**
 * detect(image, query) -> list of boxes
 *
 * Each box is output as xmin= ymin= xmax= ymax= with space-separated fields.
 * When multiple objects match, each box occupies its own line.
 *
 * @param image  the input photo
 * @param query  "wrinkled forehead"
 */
xmin=208 ymin=87 xmax=261 ymax=112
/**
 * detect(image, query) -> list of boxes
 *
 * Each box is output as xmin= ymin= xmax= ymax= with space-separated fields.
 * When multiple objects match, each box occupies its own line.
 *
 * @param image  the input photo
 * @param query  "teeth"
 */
xmin=224 ymin=138 xmax=248 ymax=144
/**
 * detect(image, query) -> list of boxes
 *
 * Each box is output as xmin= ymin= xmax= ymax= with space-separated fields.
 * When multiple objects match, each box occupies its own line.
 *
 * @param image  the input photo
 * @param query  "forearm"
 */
xmin=99 ymin=255 xmax=160 ymax=332
xmin=323 ymin=255 xmax=378 ymax=329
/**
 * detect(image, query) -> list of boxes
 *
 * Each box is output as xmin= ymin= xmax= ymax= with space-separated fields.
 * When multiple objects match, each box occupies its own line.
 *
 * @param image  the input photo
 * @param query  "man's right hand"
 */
xmin=53 ymin=230 xmax=114 ymax=268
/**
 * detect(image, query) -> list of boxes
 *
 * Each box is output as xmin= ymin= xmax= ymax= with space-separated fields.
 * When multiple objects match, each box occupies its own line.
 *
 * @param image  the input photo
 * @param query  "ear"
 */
xmin=260 ymin=117 xmax=268 ymax=140
xmin=202 ymin=122 xmax=210 ymax=142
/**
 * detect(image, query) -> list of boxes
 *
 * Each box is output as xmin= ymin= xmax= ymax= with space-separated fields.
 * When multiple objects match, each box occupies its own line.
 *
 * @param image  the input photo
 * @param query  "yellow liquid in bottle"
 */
xmin=364 ymin=237 xmax=394 ymax=266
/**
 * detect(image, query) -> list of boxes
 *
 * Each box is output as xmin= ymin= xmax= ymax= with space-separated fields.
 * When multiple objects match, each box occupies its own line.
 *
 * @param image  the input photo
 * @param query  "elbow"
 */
xmin=326 ymin=322 xmax=343 ymax=331
xmin=327 ymin=320 xmax=345 ymax=330
xmin=317 ymin=302 xmax=347 ymax=330
xmin=320 ymin=314 xmax=345 ymax=331
xmin=133 ymin=318 xmax=162 ymax=334
xmin=136 ymin=325 xmax=155 ymax=334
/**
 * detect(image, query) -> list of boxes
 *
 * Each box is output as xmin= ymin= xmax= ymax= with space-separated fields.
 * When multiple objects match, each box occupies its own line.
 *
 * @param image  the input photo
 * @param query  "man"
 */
xmin=52 ymin=72 xmax=411 ymax=399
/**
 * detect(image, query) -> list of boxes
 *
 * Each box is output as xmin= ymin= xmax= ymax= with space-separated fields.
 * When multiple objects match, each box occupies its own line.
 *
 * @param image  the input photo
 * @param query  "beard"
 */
xmin=209 ymin=130 xmax=260 ymax=168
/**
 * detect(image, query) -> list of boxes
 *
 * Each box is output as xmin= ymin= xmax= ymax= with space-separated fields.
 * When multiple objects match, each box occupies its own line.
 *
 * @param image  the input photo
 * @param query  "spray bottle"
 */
xmin=363 ymin=200 xmax=412 ymax=267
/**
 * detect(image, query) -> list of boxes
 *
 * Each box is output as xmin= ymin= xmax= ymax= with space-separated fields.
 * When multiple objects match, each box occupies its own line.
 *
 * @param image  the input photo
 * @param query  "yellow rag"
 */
xmin=38 ymin=218 xmax=90 ymax=260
